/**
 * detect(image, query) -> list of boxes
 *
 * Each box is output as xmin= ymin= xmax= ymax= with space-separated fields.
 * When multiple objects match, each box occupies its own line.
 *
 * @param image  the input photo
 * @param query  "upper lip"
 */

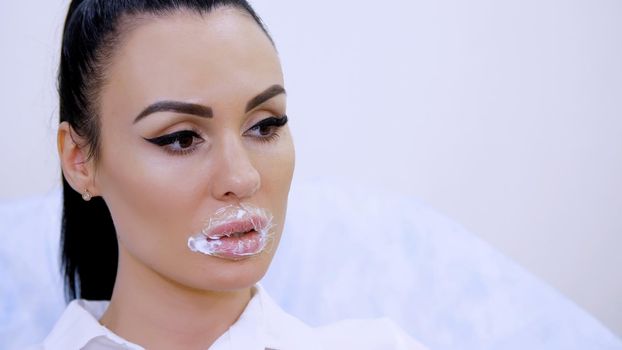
xmin=203 ymin=215 xmax=267 ymax=239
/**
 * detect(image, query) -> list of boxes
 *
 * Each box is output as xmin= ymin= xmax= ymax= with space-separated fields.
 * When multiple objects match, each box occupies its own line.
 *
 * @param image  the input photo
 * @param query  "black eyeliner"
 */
xmin=253 ymin=115 xmax=288 ymax=129
xmin=143 ymin=130 xmax=198 ymax=146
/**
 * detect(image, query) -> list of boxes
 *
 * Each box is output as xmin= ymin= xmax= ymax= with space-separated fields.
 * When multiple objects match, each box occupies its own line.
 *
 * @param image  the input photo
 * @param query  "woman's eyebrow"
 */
xmin=133 ymin=101 xmax=213 ymax=124
xmin=245 ymin=84 xmax=286 ymax=112
xmin=133 ymin=84 xmax=285 ymax=124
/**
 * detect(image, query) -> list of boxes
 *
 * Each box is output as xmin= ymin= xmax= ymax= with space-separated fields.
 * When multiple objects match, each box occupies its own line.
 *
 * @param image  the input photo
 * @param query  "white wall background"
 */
xmin=1 ymin=0 xmax=621 ymax=337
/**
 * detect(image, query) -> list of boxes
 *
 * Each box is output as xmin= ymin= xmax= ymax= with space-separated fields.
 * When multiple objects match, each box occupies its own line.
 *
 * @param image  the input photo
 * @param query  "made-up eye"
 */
xmin=144 ymin=130 xmax=205 ymax=155
xmin=245 ymin=115 xmax=288 ymax=143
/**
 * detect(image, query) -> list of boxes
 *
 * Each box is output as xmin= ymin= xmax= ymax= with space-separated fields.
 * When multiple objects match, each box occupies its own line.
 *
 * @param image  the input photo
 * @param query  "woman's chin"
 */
xmin=180 ymin=252 xmax=275 ymax=292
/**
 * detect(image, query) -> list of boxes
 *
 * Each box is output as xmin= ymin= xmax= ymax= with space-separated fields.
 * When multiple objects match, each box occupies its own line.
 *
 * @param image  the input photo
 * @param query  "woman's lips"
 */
xmin=204 ymin=216 xmax=267 ymax=239
xmin=206 ymin=230 xmax=262 ymax=259
xmin=187 ymin=204 xmax=274 ymax=260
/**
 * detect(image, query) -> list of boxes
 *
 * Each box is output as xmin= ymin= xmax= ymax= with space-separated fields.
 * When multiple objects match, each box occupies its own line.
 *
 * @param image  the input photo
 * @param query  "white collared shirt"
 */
xmin=32 ymin=285 xmax=426 ymax=350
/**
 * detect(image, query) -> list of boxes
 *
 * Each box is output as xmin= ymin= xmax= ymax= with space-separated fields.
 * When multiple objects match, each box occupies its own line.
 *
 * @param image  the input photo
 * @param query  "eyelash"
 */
xmin=144 ymin=129 xmax=203 ymax=156
xmin=144 ymin=115 xmax=288 ymax=156
xmin=245 ymin=115 xmax=288 ymax=143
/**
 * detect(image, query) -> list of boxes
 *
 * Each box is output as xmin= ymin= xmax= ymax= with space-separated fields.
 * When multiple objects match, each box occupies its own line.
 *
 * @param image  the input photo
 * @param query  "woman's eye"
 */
xmin=144 ymin=130 xmax=204 ymax=155
xmin=246 ymin=115 xmax=288 ymax=142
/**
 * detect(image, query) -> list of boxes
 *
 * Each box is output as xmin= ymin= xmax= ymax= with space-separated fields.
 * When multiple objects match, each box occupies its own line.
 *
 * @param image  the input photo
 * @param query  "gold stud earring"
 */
xmin=82 ymin=189 xmax=92 ymax=201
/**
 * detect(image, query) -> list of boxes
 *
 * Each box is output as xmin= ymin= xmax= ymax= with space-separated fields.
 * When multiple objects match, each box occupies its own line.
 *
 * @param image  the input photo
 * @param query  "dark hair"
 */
xmin=59 ymin=0 xmax=272 ymax=301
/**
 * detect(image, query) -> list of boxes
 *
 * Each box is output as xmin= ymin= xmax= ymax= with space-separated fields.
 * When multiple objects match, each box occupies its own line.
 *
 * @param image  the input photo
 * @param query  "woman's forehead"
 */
xmin=99 ymin=8 xmax=283 ymax=118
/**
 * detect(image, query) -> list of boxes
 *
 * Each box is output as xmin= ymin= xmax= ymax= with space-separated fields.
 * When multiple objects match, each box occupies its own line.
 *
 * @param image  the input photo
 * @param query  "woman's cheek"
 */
xmin=97 ymin=151 xmax=186 ymax=242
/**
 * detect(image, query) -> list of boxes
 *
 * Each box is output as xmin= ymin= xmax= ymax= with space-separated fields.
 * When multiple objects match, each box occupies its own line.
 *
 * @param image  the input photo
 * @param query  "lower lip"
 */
xmin=208 ymin=230 xmax=263 ymax=260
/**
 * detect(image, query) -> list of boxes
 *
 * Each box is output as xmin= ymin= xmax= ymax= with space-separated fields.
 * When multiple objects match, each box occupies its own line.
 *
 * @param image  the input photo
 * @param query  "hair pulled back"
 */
xmin=59 ymin=0 xmax=271 ymax=301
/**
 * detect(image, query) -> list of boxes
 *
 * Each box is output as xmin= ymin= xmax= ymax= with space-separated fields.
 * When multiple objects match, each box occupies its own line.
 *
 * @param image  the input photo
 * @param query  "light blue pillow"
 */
xmin=266 ymin=178 xmax=622 ymax=349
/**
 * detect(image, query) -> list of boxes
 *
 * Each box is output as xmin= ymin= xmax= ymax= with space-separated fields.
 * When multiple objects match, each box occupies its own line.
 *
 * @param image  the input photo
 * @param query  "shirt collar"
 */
xmin=43 ymin=284 xmax=304 ymax=350
xmin=43 ymin=299 xmax=144 ymax=350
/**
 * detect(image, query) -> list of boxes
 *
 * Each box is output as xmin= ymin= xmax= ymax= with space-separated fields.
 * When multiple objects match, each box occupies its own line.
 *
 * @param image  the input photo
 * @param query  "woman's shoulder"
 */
xmin=313 ymin=317 xmax=427 ymax=350
xmin=258 ymin=286 xmax=426 ymax=349
xmin=264 ymin=312 xmax=427 ymax=350
xmin=26 ymin=299 xmax=141 ymax=350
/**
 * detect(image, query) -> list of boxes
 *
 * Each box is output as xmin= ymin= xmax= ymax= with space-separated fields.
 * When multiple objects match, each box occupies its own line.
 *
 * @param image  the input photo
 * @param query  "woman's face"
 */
xmin=90 ymin=8 xmax=294 ymax=291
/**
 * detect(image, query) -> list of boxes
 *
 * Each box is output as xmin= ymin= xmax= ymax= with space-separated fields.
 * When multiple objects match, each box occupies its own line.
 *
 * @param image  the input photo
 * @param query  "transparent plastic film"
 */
xmin=187 ymin=203 xmax=275 ymax=260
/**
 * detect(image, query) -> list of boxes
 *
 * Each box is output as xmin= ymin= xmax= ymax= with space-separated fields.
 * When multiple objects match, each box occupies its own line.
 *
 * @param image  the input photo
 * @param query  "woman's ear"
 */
xmin=57 ymin=121 xmax=99 ymax=198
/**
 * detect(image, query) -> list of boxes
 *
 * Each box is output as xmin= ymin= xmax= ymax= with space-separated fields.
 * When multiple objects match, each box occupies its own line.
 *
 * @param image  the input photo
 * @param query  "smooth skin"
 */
xmin=58 ymin=7 xmax=295 ymax=350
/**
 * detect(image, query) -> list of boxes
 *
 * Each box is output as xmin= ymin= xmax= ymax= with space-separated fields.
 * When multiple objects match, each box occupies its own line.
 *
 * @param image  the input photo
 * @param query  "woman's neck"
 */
xmin=99 ymin=248 xmax=252 ymax=350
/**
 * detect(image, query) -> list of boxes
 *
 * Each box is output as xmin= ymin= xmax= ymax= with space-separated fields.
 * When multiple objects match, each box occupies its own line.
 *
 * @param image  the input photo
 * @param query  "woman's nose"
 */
xmin=210 ymin=135 xmax=260 ymax=202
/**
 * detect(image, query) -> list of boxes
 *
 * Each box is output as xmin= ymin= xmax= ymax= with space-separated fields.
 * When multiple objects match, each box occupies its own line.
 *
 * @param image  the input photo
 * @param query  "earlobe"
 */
xmin=58 ymin=122 xmax=98 ymax=198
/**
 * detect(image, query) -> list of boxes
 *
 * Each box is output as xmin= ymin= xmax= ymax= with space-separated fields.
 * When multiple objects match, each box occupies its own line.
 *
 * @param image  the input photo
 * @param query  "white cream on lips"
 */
xmin=187 ymin=204 xmax=274 ymax=260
